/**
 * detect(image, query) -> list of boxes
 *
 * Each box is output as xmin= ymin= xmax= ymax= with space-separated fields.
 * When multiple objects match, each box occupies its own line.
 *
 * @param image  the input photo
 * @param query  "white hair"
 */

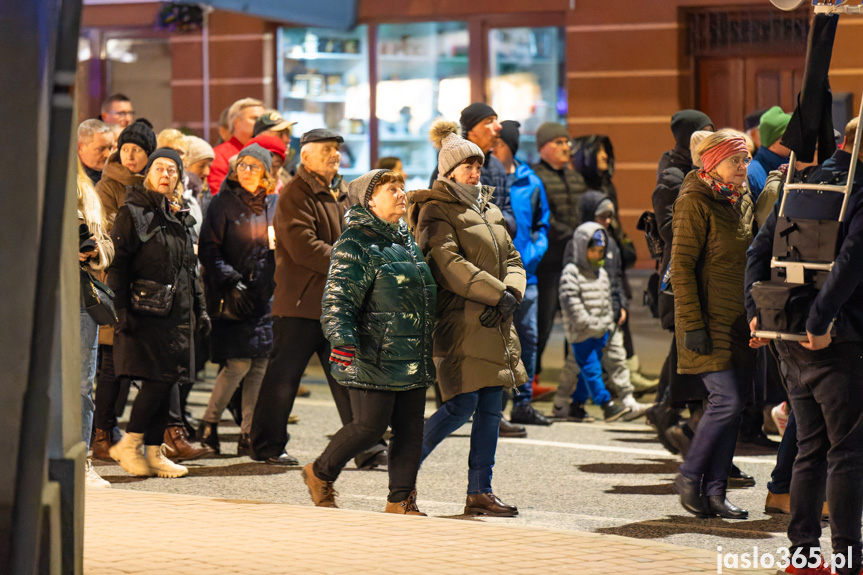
xmin=77 ymin=119 xmax=112 ymax=142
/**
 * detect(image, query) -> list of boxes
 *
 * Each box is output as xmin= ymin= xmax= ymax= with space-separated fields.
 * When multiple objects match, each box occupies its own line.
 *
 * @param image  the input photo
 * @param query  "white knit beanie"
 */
xmin=429 ymin=119 xmax=485 ymax=177
xmin=690 ymin=130 xmax=712 ymax=168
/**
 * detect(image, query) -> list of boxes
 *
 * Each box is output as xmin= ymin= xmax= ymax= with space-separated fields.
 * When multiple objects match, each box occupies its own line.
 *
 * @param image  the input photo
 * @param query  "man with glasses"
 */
xmin=249 ymin=129 xmax=386 ymax=469
xmin=100 ymin=93 xmax=135 ymax=129
xmin=531 ymin=122 xmax=588 ymax=393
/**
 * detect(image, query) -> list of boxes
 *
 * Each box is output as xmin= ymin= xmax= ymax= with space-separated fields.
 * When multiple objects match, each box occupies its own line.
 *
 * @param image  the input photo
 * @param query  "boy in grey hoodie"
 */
xmin=559 ymin=222 xmax=628 ymax=422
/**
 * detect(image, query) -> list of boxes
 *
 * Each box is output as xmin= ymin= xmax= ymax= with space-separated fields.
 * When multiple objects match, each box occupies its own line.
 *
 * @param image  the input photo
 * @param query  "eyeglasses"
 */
xmin=238 ymin=162 xmax=264 ymax=173
xmin=152 ymin=166 xmax=178 ymax=177
xmin=725 ymin=156 xmax=752 ymax=168
xmin=110 ymin=111 xmax=135 ymax=118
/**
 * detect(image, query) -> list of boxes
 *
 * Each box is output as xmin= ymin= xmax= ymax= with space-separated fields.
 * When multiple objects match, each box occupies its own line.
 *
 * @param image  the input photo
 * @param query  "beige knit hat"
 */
xmin=429 ymin=119 xmax=484 ymax=177
xmin=689 ymin=130 xmax=712 ymax=168
xmin=185 ymin=136 xmax=215 ymax=167
xmin=347 ymin=169 xmax=388 ymax=208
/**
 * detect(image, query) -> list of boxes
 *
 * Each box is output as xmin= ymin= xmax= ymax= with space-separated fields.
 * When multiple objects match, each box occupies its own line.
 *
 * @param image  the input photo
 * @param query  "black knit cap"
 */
xmin=499 ymin=120 xmax=521 ymax=155
xmin=118 ymin=118 xmax=157 ymax=157
xmin=144 ymin=147 xmax=184 ymax=183
xmin=460 ymin=102 xmax=497 ymax=136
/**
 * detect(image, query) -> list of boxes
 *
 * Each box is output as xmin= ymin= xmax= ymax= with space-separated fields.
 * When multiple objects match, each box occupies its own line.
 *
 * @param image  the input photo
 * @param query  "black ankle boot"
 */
xmin=707 ymin=495 xmax=748 ymax=519
xmin=198 ymin=421 xmax=220 ymax=454
xmin=673 ymin=473 xmax=710 ymax=518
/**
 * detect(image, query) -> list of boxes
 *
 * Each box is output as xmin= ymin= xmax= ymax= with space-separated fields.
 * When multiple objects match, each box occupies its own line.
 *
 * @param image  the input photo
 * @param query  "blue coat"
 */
xmin=745 ymin=149 xmax=863 ymax=343
xmin=747 ymin=146 xmax=788 ymax=202
xmin=507 ymin=160 xmax=550 ymax=285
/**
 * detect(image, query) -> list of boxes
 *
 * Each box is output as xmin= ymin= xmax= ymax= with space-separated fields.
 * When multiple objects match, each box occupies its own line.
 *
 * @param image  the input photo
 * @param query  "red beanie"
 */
xmin=248 ymin=134 xmax=286 ymax=162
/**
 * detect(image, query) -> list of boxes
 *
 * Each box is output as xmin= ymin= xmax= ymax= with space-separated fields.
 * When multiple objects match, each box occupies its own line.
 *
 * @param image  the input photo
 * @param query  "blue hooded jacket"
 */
xmin=745 ymin=149 xmax=863 ymax=343
xmin=507 ymin=159 xmax=550 ymax=285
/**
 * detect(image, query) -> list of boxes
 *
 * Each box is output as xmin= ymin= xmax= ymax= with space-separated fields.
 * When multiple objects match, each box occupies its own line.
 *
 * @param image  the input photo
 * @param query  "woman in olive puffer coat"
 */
xmin=302 ymin=169 xmax=437 ymax=515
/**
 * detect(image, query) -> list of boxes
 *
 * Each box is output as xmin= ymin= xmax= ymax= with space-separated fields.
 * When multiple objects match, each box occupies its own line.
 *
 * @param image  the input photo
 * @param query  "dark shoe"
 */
xmin=737 ymin=429 xmax=780 ymax=450
xmin=198 ymin=421 xmax=220 ymax=454
xmin=163 ymin=426 xmax=215 ymax=462
xmin=385 ymin=490 xmax=426 ymax=516
xmin=297 ymin=384 xmax=311 ymax=398
xmin=258 ymin=451 xmax=299 ymax=466
xmin=646 ymin=404 xmax=681 ymax=455
xmin=602 ymin=400 xmax=630 ymax=422
xmin=510 ymin=402 xmax=552 ymax=426
xmin=356 ymin=449 xmax=388 ymax=470
xmin=665 ymin=424 xmax=691 ymax=458
xmin=498 ymin=417 xmax=527 ymax=438
xmin=567 ymin=403 xmax=595 ymax=423
xmin=464 ymin=493 xmax=518 ymax=517
xmin=237 ymin=433 xmax=251 ymax=457
xmin=301 ymin=462 xmax=338 ymax=507
xmin=728 ymin=464 xmax=756 ymax=488
xmin=91 ymin=428 xmax=114 ymax=461
xmin=706 ymin=495 xmax=748 ymax=519
xmin=672 ymin=473 xmax=710 ymax=518
xmin=183 ymin=411 xmax=199 ymax=440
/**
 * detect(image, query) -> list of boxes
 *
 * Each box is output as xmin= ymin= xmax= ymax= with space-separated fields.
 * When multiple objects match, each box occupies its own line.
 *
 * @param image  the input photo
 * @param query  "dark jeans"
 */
xmin=422 ymin=386 xmax=503 ymax=494
xmin=126 ymin=379 xmax=175 ymax=446
xmin=768 ymin=410 xmax=798 ymax=495
xmin=250 ymin=317 xmax=354 ymax=460
xmin=94 ymin=344 xmax=130 ymax=430
xmin=535 ymin=252 xmax=563 ymax=375
xmin=316 ymin=386 xmax=426 ymax=502
xmin=776 ymin=341 xmax=863 ymax=575
xmin=512 ymin=283 xmax=538 ymax=404
xmin=679 ymin=370 xmax=745 ymax=496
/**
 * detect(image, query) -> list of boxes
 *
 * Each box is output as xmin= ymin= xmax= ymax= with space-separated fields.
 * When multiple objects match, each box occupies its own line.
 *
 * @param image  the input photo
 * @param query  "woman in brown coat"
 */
xmin=408 ymin=120 xmax=527 ymax=517
xmin=670 ymin=130 xmax=756 ymax=520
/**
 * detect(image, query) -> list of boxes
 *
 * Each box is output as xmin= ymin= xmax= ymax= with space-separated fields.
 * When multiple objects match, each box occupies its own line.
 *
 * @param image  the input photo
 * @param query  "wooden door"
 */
xmin=745 ymin=56 xmax=806 ymax=116
xmin=699 ymin=58 xmax=745 ymax=130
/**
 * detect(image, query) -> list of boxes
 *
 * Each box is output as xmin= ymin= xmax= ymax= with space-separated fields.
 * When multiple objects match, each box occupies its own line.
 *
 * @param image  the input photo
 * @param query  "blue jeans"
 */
xmin=512 ymin=284 xmax=538 ymax=404
xmin=422 ymin=386 xmax=503 ymax=494
xmin=776 ymin=341 xmax=863 ymax=575
xmin=571 ymin=334 xmax=611 ymax=406
xmin=679 ymin=370 xmax=745 ymax=496
xmin=768 ymin=410 xmax=797 ymax=494
xmin=80 ymin=308 xmax=99 ymax=449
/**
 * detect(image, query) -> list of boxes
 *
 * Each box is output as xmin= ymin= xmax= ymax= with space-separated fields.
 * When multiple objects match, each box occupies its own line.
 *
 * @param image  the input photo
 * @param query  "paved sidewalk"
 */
xmin=84 ymin=487 xmax=773 ymax=574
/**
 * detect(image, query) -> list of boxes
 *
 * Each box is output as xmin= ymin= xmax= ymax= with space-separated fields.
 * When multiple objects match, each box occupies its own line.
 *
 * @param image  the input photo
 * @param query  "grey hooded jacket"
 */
xmin=559 ymin=221 xmax=614 ymax=344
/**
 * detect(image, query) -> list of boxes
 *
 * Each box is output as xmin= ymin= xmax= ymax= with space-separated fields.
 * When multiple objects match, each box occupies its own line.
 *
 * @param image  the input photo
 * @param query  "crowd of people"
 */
xmin=76 ymin=90 xmax=863 ymax=574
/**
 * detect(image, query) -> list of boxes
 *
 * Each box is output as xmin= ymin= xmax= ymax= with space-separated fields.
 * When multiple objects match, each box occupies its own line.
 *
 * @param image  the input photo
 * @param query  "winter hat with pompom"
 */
xmin=429 ymin=119 xmax=485 ymax=178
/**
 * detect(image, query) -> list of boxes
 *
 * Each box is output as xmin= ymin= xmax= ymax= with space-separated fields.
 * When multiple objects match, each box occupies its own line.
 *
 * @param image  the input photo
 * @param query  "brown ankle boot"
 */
xmin=163 ymin=426 xmax=214 ymax=462
xmin=464 ymin=493 xmax=518 ymax=517
xmin=301 ymin=462 xmax=338 ymax=507
xmin=91 ymin=428 xmax=114 ymax=461
xmin=385 ymin=490 xmax=426 ymax=516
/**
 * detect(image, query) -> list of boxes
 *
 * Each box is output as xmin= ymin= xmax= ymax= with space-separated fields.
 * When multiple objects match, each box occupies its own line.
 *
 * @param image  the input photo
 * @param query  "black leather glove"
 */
xmin=479 ymin=305 xmax=504 ymax=328
xmin=497 ymin=290 xmax=520 ymax=319
xmin=115 ymin=308 xmax=134 ymax=334
xmin=197 ymin=310 xmax=212 ymax=337
xmin=684 ymin=328 xmax=712 ymax=355
xmin=229 ymin=281 xmax=254 ymax=316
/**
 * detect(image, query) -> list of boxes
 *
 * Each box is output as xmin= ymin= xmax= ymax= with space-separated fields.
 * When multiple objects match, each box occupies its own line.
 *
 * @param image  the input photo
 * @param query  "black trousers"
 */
xmin=535 ymin=248 xmax=564 ymax=375
xmin=250 ymin=317 xmax=355 ymax=460
xmin=126 ymin=379 xmax=175 ymax=445
xmin=777 ymin=341 xmax=863 ymax=575
xmin=316 ymin=386 xmax=426 ymax=502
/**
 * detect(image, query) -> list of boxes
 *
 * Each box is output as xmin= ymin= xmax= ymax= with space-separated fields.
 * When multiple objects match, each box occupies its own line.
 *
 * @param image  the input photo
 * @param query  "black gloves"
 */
xmin=229 ymin=281 xmax=254 ymax=317
xmin=684 ymin=328 xmax=712 ymax=355
xmin=197 ymin=310 xmax=212 ymax=337
xmin=115 ymin=309 xmax=134 ymax=333
xmin=479 ymin=305 xmax=504 ymax=328
xmin=497 ymin=290 xmax=520 ymax=319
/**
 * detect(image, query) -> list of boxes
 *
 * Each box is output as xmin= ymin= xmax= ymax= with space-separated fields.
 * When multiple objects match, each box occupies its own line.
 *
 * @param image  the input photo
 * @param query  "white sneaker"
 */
xmin=771 ymin=402 xmax=789 ymax=437
xmin=85 ymin=459 xmax=111 ymax=488
xmin=109 ymin=432 xmax=154 ymax=477
xmin=146 ymin=444 xmax=189 ymax=478
xmin=621 ymin=400 xmax=650 ymax=421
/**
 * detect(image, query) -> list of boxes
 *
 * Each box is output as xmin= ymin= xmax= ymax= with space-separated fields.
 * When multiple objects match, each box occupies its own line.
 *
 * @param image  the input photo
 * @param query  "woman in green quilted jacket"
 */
xmin=301 ymin=169 xmax=437 ymax=515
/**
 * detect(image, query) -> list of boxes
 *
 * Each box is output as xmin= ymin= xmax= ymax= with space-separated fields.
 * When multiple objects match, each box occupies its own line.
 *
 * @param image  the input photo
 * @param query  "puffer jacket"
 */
xmin=321 ymin=206 xmax=437 ymax=391
xmin=531 ymin=159 xmax=587 ymax=247
xmin=198 ymin=177 xmax=276 ymax=362
xmin=407 ymin=179 xmax=528 ymax=402
xmin=652 ymin=166 xmax=687 ymax=330
xmin=559 ymin=222 xmax=614 ymax=343
xmin=96 ymin=151 xmax=144 ymax=233
xmin=507 ymin=160 xmax=550 ymax=284
xmin=671 ymin=171 xmax=756 ymax=374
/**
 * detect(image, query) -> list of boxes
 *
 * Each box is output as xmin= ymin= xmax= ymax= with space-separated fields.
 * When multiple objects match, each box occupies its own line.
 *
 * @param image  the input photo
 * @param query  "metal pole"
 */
xmin=201 ymin=4 xmax=212 ymax=142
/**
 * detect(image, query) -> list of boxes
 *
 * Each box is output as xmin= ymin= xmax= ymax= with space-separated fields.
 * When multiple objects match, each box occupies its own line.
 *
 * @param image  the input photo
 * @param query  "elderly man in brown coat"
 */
xmin=248 ymin=129 xmax=386 ymax=468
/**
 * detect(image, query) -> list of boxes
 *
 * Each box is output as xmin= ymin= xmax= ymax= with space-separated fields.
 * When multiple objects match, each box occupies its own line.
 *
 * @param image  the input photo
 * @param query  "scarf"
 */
xmin=238 ymin=186 xmax=266 ymax=215
xmin=698 ymin=170 xmax=745 ymax=205
xmin=441 ymin=177 xmax=482 ymax=212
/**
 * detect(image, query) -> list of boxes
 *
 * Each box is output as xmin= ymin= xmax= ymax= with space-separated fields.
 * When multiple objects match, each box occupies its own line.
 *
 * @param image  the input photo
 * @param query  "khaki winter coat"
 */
xmin=671 ymin=171 xmax=756 ymax=374
xmin=407 ymin=180 xmax=528 ymax=402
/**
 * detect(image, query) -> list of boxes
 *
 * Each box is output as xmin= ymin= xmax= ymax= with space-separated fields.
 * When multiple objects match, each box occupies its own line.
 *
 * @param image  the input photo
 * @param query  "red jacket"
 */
xmin=207 ymin=137 xmax=243 ymax=195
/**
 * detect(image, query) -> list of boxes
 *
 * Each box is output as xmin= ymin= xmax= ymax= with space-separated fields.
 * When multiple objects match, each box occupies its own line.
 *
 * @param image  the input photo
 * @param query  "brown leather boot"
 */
xmin=163 ymin=426 xmax=214 ymax=462
xmin=385 ymin=490 xmax=426 ymax=516
xmin=764 ymin=491 xmax=790 ymax=514
xmin=464 ymin=493 xmax=518 ymax=517
xmin=91 ymin=428 xmax=114 ymax=461
xmin=301 ymin=462 xmax=338 ymax=508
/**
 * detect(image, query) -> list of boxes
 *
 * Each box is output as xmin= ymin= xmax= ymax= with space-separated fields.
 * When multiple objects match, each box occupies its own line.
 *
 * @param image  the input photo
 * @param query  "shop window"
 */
xmin=105 ymin=37 xmax=173 ymax=131
xmin=277 ymin=26 xmax=370 ymax=180
xmin=487 ymin=26 xmax=565 ymax=166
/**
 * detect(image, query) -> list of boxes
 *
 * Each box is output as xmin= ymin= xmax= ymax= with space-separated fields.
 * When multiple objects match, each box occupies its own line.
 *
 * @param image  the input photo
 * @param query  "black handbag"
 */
xmin=751 ymin=280 xmax=817 ymax=334
xmin=81 ymin=269 xmax=118 ymax=326
xmin=130 ymin=274 xmax=178 ymax=317
xmin=636 ymin=210 xmax=664 ymax=261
